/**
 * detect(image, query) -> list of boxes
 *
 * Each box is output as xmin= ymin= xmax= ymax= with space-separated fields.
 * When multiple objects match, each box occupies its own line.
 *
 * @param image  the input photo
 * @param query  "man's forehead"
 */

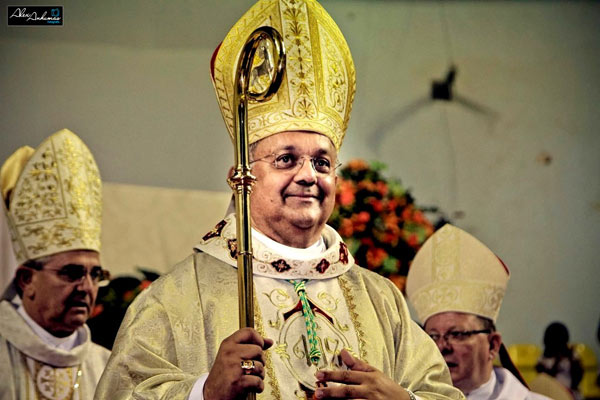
xmin=425 ymin=311 xmax=480 ymax=330
xmin=45 ymin=250 xmax=101 ymax=267
xmin=255 ymin=131 xmax=337 ymax=154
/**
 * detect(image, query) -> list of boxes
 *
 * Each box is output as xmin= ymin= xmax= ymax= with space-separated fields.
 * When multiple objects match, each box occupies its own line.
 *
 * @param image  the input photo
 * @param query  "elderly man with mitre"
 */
xmin=406 ymin=224 xmax=550 ymax=400
xmin=0 ymin=129 xmax=110 ymax=400
xmin=95 ymin=1 xmax=464 ymax=399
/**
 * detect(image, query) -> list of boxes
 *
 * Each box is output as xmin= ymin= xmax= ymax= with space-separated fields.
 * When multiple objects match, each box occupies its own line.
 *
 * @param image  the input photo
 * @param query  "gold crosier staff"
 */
xmin=227 ymin=26 xmax=285 ymax=399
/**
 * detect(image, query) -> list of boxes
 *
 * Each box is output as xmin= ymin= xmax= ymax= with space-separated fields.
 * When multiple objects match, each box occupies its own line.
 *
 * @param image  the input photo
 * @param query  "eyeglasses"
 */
xmin=38 ymin=265 xmax=110 ymax=286
xmin=251 ymin=153 xmax=341 ymax=175
xmin=428 ymin=329 xmax=492 ymax=345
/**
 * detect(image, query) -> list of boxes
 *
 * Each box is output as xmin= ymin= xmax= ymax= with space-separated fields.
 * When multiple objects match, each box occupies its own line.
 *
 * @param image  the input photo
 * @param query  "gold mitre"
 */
xmin=1 ymin=129 xmax=102 ymax=265
xmin=406 ymin=224 xmax=510 ymax=324
xmin=211 ymin=0 xmax=356 ymax=150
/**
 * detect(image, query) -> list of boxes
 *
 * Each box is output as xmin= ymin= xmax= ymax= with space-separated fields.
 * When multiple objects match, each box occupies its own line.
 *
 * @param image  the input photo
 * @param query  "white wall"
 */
xmin=1 ymin=1 xmax=599 ymax=357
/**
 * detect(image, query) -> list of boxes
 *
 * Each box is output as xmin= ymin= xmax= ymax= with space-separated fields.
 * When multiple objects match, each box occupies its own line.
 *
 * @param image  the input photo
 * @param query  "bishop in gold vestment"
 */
xmin=96 ymin=216 xmax=463 ymax=399
xmin=97 ymin=1 xmax=464 ymax=399
xmin=0 ymin=129 xmax=110 ymax=400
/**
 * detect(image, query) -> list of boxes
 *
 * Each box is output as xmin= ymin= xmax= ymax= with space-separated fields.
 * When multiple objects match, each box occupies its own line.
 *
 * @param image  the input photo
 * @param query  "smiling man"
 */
xmin=407 ymin=224 xmax=550 ymax=400
xmin=95 ymin=1 xmax=464 ymax=400
xmin=0 ymin=129 xmax=110 ymax=400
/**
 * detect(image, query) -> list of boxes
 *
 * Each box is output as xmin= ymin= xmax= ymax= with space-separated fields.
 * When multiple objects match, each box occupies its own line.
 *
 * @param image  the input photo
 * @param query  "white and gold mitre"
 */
xmin=211 ymin=0 xmax=356 ymax=150
xmin=0 ymin=129 xmax=102 ymax=265
xmin=406 ymin=224 xmax=510 ymax=324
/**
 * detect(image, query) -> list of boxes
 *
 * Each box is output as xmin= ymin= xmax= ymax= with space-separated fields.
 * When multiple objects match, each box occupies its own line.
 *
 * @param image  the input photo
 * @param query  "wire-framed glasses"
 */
xmin=251 ymin=152 xmax=341 ymax=175
xmin=38 ymin=265 xmax=110 ymax=286
xmin=428 ymin=329 xmax=492 ymax=345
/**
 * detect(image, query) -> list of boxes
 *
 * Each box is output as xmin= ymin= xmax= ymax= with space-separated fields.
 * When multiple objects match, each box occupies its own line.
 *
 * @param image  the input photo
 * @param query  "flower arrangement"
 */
xmin=328 ymin=159 xmax=437 ymax=292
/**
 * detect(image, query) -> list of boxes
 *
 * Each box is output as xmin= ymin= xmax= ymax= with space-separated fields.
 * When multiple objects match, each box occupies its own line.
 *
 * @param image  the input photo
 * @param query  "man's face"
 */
xmin=248 ymin=131 xmax=338 ymax=247
xmin=20 ymin=250 xmax=101 ymax=337
xmin=424 ymin=312 xmax=498 ymax=394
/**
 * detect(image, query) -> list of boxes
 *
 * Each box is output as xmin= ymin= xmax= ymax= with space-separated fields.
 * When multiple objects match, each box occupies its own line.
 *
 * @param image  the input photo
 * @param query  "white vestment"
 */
xmin=467 ymin=367 xmax=551 ymax=400
xmin=0 ymin=300 xmax=110 ymax=400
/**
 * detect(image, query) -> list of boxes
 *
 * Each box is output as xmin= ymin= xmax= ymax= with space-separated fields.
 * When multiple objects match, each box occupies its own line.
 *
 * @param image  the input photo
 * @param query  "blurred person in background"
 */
xmin=407 ymin=224 xmax=550 ymax=400
xmin=536 ymin=322 xmax=583 ymax=399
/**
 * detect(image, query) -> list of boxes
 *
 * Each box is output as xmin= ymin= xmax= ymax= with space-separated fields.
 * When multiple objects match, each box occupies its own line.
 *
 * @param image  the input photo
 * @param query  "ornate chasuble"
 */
xmin=0 ymin=301 xmax=110 ymax=400
xmin=197 ymin=215 xmax=362 ymax=398
xmin=95 ymin=216 xmax=463 ymax=400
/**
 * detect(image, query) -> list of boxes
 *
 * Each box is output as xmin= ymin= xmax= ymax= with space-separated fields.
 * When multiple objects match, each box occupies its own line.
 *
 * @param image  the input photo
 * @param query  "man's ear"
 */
xmin=15 ymin=265 xmax=34 ymax=296
xmin=489 ymin=332 xmax=502 ymax=359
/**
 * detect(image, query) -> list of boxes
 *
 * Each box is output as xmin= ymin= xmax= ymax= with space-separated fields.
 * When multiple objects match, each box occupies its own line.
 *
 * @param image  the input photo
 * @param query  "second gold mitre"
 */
xmin=211 ymin=0 xmax=356 ymax=150
xmin=406 ymin=224 xmax=510 ymax=324
xmin=1 ymin=129 xmax=102 ymax=265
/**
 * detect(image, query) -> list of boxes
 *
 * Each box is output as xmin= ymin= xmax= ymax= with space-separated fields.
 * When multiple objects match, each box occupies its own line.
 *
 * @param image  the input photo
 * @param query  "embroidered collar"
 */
xmin=195 ymin=214 xmax=353 ymax=279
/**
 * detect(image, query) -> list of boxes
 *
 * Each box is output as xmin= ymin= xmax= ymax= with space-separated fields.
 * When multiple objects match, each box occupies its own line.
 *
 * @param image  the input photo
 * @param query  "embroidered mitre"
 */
xmin=406 ymin=224 xmax=510 ymax=324
xmin=210 ymin=0 xmax=355 ymax=150
xmin=1 ymin=129 xmax=102 ymax=265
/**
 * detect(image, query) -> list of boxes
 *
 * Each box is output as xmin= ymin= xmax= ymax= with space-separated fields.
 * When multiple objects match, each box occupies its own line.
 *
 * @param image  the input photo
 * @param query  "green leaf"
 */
xmin=381 ymin=256 xmax=399 ymax=274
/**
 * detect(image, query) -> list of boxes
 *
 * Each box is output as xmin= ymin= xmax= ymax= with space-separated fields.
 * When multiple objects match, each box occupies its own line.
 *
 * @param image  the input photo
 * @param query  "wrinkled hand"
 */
xmin=203 ymin=327 xmax=273 ymax=400
xmin=314 ymin=349 xmax=410 ymax=400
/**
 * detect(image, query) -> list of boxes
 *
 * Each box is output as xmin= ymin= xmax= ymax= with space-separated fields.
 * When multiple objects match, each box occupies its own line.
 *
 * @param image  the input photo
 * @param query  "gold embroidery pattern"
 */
xmin=338 ymin=276 xmax=367 ymax=361
xmin=407 ymin=224 xmax=511 ymax=323
xmin=196 ymin=214 xmax=355 ymax=280
xmin=254 ymin=292 xmax=283 ymax=400
xmin=319 ymin=25 xmax=347 ymax=114
xmin=12 ymin=146 xmax=63 ymax=223
xmin=316 ymin=291 xmax=338 ymax=313
xmin=265 ymin=288 xmax=294 ymax=329
xmin=7 ymin=130 xmax=102 ymax=264
xmin=411 ymin=281 xmax=505 ymax=323
xmin=431 ymin=224 xmax=459 ymax=281
xmin=211 ymin=0 xmax=355 ymax=150
xmin=278 ymin=312 xmax=350 ymax=388
xmin=23 ymin=355 xmax=80 ymax=400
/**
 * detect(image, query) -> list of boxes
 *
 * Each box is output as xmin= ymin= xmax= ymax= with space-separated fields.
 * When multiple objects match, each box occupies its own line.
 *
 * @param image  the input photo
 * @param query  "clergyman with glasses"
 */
xmin=0 ymin=129 xmax=110 ymax=400
xmin=407 ymin=224 xmax=550 ymax=399
xmin=95 ymin=1 xmax=464 ymax=399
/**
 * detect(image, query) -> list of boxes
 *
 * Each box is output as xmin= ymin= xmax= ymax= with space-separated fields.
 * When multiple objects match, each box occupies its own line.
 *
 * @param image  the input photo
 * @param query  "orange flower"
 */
xmin=369 ymin=198 xmax=384 ymax=213
xmin=347 ymin=159 xmax=369 ymax=171
xmin=338 ymin=181 xmax=355 ymax=206
xmin=389 ymin=275 xmax=406 ymax=292
xmin=123 ymin=290 xmax=136 ymax=302
xmin=140 ymin=280 xmax=152 ymax=290
xmin=375 ymin=181 xmax=388 ymax=197
xmin=386 ymin=199 xmax=398 ymax=212
xmin=355 ymin=211 xmax=370 ymax=224
xmin=357 ymin=180 xmax=377 ymax=192
xmin=360 ymin=237 xmax=374 ymax=247
xmin=90 ymin=304 xmax=104 ymax=318
xmin=381 ymin=232 xmax=398 ymax=246
xmin=339 ymin=218 xmax=354 ymax=237
xmin=406 ymin=233 xmax=419 ymax=247
xmin=366 ymin=247 xmax=388 ymax=268
xmin=384 ymin=214 xmax=399 ymax=230
xmin=401 ymin=205 xmax=413 ymax=221
xmin=413 ymin=210 xmax=425 ymax=224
